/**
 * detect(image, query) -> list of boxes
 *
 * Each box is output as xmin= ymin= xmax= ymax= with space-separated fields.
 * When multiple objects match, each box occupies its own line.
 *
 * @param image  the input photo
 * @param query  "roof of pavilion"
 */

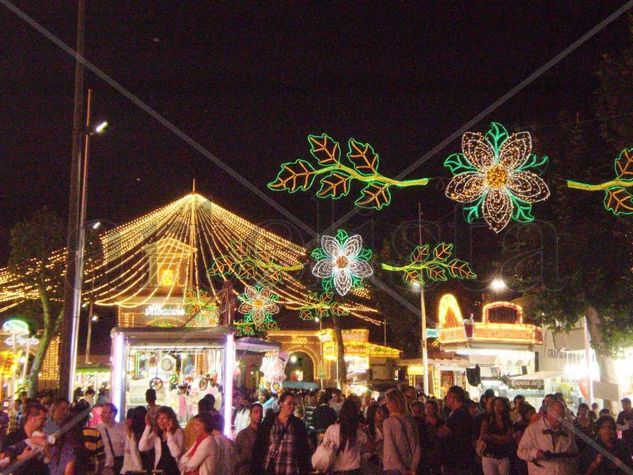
xmin=0 ymin=193 xmax=380 ymax=326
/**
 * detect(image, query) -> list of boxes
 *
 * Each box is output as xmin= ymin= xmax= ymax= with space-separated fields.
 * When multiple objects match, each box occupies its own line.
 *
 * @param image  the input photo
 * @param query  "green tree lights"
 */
xmin=268 ymin=133 xmax=430 ymax=210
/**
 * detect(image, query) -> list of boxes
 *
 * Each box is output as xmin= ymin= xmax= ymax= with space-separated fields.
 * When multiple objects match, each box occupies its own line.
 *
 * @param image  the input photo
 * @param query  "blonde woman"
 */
xmin=382 ymin=389 xmax=421 ymax=475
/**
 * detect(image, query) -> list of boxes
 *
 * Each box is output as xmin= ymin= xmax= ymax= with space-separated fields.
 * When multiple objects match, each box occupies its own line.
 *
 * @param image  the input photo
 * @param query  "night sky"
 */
xmin=1 ymin=2 xmax=631 ymax=351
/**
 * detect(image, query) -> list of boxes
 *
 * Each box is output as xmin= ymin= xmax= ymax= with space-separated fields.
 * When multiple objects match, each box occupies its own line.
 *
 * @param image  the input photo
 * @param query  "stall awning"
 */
xmin=111 ymin=326 xmax=229 ymax=346
xmin=236 ymin=337 xmax=280 ymax=353
xmin=509 ymin=371 xmax=564 ymax=381
xmin=282 ymin=380 xmax=319 ymax=391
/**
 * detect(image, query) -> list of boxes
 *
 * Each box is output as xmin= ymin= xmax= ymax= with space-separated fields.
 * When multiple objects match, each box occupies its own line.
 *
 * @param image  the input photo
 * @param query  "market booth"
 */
xmin=111 ymin=326 xmax=279 ymax=431
xmin=436 ymin=294 xmax=543 ymax=405
xmin=111 ymin=327 xmax=234 ymax=428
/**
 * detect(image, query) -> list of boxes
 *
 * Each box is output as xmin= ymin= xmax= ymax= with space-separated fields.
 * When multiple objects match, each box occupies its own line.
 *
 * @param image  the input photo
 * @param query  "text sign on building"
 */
xmin=509 ymin=379 xmax=544 ymax=390
xmin=144 ymin=304 xmax=186 ymax=317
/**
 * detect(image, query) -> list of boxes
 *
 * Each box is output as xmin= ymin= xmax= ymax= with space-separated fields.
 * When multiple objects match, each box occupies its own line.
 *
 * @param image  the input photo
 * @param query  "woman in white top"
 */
xmin=121 ymin=406 xmax=146 ymax=473
xmin=179 ymin=412 xmax=218 ymax=475
xmin=139 ymin=406 xmax=185 ymax=474
xmin=320 ymin=400 xmax=369 ymax=473
xmin=382 ymin=389 xmax=421 ymax=475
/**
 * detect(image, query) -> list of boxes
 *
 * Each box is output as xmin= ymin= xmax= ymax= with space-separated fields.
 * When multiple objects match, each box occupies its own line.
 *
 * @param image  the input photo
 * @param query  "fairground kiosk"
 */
xmin=436 ymin=294 xmax=544 ymax=406
xmin=107 ymin=235 xmax=279 ymax=434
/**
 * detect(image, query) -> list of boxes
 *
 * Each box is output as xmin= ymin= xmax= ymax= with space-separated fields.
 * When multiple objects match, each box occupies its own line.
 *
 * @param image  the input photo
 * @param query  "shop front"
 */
xmin=437 ymin=294 xmax=543 ymax=404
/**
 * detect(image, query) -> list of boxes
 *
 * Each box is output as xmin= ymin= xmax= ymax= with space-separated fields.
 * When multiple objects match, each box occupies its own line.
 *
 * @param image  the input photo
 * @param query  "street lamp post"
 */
xmin=60 ymin=86 xmax=108 ymax=399
xmin=415 ymin=202 xmax=430 ymax=397
xmin=413 ymin=282 xmax=430 ymax=396
xmin=85 ymin=310 xmax=98 ymax=364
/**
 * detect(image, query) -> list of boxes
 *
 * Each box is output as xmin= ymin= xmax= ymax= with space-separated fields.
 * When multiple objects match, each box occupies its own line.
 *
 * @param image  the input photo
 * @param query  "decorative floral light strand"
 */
xmin=567 ymin=147 xmax=633 ymax=216
xmin=286 ymin=291 xmax=350 ymax=321
xmin=444 ymin=122 xmax=550 ymax=233
xmin=268 ymin=133 xmax=430 ymax=210
xmin=311 ymin=229 xmax=373 ymax=296
xmin=382 ymin=242 xmax=476 ymax=286
xmin=237 ymin=283 xmax=280 ymax=330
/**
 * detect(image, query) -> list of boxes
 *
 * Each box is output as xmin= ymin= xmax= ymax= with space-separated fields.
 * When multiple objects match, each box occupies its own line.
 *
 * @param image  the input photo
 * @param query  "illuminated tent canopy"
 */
xmin=0 ymin=193 xmax=379 ymax=326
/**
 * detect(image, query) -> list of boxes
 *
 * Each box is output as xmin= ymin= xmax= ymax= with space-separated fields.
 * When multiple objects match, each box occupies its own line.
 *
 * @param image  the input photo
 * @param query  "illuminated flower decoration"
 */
xmin=237 ymin=284 xmax=280 ymax=330
xmin=444 ymin=122 xmax=550 ymax=233
xmin=311 ymin=229 xmax=373 ymax=296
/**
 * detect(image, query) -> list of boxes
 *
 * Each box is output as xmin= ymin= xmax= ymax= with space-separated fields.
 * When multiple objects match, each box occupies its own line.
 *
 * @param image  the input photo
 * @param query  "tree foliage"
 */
xmin=499 ymin=18 xmax=633 ymax=362
xmin=8 ymin=208 xmax=66 ymax=394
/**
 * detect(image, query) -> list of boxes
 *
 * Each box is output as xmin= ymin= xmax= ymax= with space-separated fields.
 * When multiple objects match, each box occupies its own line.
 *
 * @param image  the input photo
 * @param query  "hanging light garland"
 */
xmin=311 ymin=229 xmax=373 ymax=296
xmin=382 ymin=242 xmax=476 ymax=286
xmin=237 ymin=283 xmax=280 ymax=330
xmin=0 ymin=193 xmax=380 ymax=325
xmin=444 ymin=122 xmax=550 ymax=233
xmin=567 ymin=147 xmax=633 ymax=216
xmin=268 ymin=133 xmax=430 ymax=210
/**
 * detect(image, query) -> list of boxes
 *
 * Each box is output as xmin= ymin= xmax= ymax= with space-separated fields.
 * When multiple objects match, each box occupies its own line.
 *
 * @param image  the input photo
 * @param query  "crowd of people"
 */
xmin=0 ymin=385 xmax=631 ymax=474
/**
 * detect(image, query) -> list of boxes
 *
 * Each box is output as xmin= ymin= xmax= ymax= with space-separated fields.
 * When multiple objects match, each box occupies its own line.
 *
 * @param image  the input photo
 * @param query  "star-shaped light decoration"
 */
xmin=311 ymin=229 xmax=373 ymax=296
xmin=444 ymin=122 xmax=550 ymax=233
xmin=237 ymin=283 xmax=280 ymax=330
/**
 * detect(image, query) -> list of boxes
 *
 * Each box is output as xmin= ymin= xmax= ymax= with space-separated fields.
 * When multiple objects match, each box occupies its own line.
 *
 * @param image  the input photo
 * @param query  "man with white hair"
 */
xmin=517 ymin=400 xmax=578 ymax=474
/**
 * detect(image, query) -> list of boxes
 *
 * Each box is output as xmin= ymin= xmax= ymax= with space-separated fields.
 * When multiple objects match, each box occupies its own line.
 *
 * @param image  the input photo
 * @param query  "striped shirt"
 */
xmin=82 ymin=426 xmax=106 ymax=474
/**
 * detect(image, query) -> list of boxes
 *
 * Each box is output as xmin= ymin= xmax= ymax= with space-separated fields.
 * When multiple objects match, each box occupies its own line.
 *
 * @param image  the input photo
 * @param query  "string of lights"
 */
xmin=0 ymin=193 xmax=380 ymax=326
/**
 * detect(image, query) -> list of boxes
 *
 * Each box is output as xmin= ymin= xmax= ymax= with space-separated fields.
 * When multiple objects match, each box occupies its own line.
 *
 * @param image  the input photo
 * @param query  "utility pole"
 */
xmin=418 ymin=202 xmax=430 ymax=397
xmin=60 ymin=0 xmax=86 ymax=400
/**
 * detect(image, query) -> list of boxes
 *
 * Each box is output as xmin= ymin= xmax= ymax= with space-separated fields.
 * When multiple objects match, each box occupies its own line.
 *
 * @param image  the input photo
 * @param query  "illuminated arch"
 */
xmin=438 ymin=294 xmax=465 ymax=329
xmin=284 ymin=345 xmax=321 ymax=370
xmin=437 ymin=294 xmax=466 ymax=344
xmin=482 ymin=301 xmax=523 ymax=324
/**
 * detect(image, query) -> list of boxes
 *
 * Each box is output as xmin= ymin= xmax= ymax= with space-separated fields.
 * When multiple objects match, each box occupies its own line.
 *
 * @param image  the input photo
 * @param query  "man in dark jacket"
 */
xmin=251 ymin=392 xmax=311 ymax=474
xmin=437 ymin=386 xmax=474 ymax=475
xmin=312 ymin=391 xmax=336 ymax=433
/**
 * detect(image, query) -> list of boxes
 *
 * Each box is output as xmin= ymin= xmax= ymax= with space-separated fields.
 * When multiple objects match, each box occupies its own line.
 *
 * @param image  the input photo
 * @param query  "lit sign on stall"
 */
xmin=144 ymin=304 xmax=186 ymax=317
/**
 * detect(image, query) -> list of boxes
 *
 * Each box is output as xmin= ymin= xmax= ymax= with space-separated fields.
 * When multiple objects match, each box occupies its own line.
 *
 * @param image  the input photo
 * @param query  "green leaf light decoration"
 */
xmin=268 ymin=133 xmax=430 ymax=210
xmin=382 ymin=242 xmax=476 ymax=286
xmin=444 ymin=122 xmax=550 ymax=233
xmin=208 ymin=255 xmax=303 ymax=285
xmin=567 ymin=148 xmax=633 ymax=216
xmin=311 ymin=229 xmax=373 ymax=296
xmin=234 ymin=320 xmax=278 ymax=337
xmin=183 ymin=289 xmax=219 ymax=327
xmin=237 ymin=283 xmax=280 ymax=330
xmin=287 ymin=291 xmax=350 ymax=321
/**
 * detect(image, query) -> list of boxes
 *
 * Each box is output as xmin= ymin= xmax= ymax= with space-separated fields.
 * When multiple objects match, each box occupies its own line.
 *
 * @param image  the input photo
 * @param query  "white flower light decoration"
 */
xmin=237 ymin=283 xmax=280 ymax=329
xmin=444 ymin=122 xmax=550 ymax=233
xmin=311 ymin=229 xmax=373 ymax=296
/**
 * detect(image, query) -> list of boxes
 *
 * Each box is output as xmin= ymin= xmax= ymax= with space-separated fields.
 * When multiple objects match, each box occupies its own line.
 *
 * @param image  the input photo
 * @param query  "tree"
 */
xmin=8 ymin=209 xmax=66 ymax=395
xmin=504 ymin=112 xmax=633 ymax=408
